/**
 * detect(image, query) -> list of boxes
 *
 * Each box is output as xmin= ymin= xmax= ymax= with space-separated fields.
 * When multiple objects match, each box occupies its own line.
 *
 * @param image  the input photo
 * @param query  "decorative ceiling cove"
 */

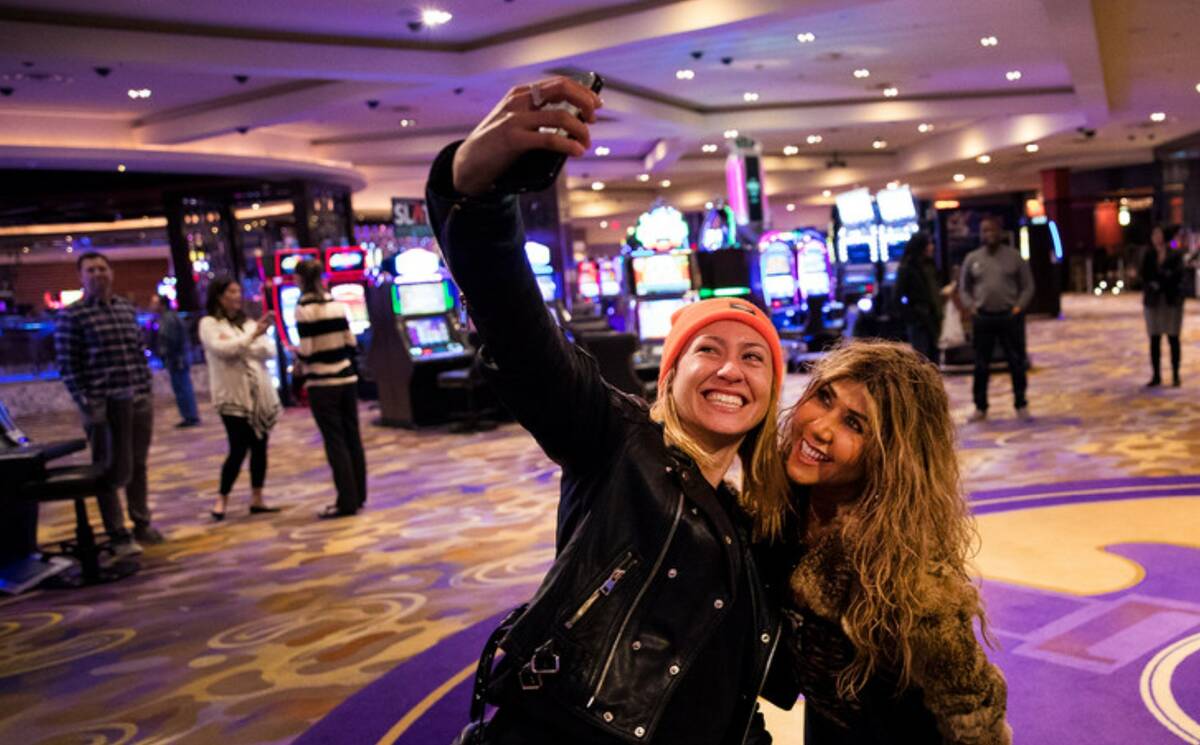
xmin=0 ymin=0 xmax=1197 ymax=225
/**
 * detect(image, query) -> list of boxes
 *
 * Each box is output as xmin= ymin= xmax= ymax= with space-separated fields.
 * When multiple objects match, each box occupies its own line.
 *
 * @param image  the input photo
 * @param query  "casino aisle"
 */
xmin=2 ymin=293 xmax=1198 ymax=744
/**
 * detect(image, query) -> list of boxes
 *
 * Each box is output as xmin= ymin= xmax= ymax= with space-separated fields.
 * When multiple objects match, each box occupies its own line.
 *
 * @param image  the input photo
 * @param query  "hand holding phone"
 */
xmin=453 ymin=74 xmax=603 ymax=197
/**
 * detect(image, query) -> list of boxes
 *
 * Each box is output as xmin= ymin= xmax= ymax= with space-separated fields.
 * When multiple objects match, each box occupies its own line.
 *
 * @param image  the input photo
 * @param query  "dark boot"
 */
xmin=1169 ymin=335 xmax=1181 ymax=386
xmin=1147 ymin=335 xmax=1162 ymax=387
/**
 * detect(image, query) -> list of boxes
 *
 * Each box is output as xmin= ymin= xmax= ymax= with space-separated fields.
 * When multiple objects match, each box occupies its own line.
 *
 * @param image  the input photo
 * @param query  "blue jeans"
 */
xmin=167 ymin=362 xmax=200 ymax=423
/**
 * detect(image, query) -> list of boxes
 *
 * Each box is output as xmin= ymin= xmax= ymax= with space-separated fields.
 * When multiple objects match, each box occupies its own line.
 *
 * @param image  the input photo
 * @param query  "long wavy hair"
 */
xmin=782 ymin=339 xmax=984 ymax=696
xmin=650 ymin=366 xmax=791 ymax=542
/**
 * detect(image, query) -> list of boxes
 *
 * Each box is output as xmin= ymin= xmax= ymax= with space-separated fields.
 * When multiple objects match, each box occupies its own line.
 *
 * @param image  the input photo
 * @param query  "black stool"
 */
xmin=437 ymin=367 xmax=498 ymax=433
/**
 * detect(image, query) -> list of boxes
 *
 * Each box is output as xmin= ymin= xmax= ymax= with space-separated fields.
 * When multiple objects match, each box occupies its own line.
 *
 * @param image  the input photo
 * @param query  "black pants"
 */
xmin=308 ymin=383 xmax=367 ymax=512
xmin=219 ymin=414 xmax=268 ymax=495
xmin=906 ymin=322 xmax=939 ymax=364
xmin=972 ymin=311 xmax=1028 ymax=411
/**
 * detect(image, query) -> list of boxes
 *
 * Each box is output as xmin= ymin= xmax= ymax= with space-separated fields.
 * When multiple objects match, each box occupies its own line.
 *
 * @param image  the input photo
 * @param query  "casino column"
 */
xmin=165 ymin=192 xmax=239 ymax=312
xmin=291 ymin=181 xmax=354 ymax=249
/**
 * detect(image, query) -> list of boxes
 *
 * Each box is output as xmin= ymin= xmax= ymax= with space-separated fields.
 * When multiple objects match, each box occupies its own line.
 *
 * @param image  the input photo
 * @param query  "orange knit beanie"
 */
xmin=657 ymin=298 xmax=784 ymax=393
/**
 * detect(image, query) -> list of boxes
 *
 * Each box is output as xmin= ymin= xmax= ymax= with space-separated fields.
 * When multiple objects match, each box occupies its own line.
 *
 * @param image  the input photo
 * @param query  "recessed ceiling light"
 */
xmin=675 ymin=69 xmax=695 ymax=80
xmin=1150 ymin=111 xmax=1167 ymax=122
xmin=127 ymin=88 xmax=152 ymax=99
xmin=1006 ymin=70 xmax=1022 ymax=81
xmin=980 ymin=36 xmax=999 ymax=47
xmin=1025 ymin=142 xmax=1040 ymax=153
xmin=786 ymin=203 xmax=796 ymax=212
xmin=796 ymin=32 xmax=816 ymax=43
xmin=918 ymin=123 xmax=934 ymax=133
xmin=400 ymin=118 xmax=415 ymax=127
xmin=660 ymin=179 xmax=672 ymax=188
xmin=591 ymin=181 xmax=605 ymax=191
xmin=806 ymin=134 xmax=823 ymax=144
xmin=953 ymin=173 xmax=966 ymax=183
xmin=883 ymin=87 xmax=899 ymax=97
xmin=976 ymin=154 xmax=992 ymax=164
xmin=702 ymin=143 xmax=718 ymax=153
xmin=637 ymin=173 xmax=650 ymax=182
xmin=116 ymin=163 xmax=126 ymax=172
xmin=600 ymin=220 xmax=609 ymax=229
xmin=594 ymin=146 xmax=610 ymax=156
xmin=1196 ymin=83 xmax=1200 ymax=94
xmin=782 ymin=145 xmax=800 ymax=156
xmin=421 ymin=9 xmax=453 ymax=27
xmin=853 ymin=68 xmax=870 ymax=79
xmin=724 ymin=129 xmax=739 ymax=139
xmin=872 ymin=139 xmax=888 ymax=149
xmin=822 ymin=189 xmax=832 ymax=198
xmin=743 ymin=91 xmax=760 ymax=102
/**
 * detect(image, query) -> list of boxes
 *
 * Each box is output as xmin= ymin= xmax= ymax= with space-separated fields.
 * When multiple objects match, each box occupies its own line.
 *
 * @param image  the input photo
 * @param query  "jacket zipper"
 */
xmin=739 ymin=618 xmax=782 ymax=745
xmin=564 ymin=552 xmax=638 ymax=630
xmin=587 ymin=490 xmax=686 ymax=708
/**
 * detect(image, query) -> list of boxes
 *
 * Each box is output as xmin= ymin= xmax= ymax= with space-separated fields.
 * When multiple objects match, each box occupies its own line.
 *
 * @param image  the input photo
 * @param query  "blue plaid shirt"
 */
xmin=54 ymin=294 xmax=152 ymax=406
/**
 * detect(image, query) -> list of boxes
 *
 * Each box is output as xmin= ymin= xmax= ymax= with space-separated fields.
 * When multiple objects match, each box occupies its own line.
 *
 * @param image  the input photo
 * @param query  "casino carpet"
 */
xmin=2 ymin=293 xmax=1200 ymax=745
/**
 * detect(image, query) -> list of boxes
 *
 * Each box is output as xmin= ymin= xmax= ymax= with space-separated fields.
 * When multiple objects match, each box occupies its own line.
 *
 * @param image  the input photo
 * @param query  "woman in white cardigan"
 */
xmin=198 ymin=277 xmax=282 ymax=520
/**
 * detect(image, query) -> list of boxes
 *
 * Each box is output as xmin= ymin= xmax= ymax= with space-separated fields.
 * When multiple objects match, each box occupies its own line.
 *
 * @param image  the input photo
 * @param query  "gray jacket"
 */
xmin=959 ymin=245 xmax=1034 ymax=314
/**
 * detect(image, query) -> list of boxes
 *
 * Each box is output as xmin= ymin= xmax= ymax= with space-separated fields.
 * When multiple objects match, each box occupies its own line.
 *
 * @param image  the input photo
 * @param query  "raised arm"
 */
xmin=199 ymin=316 xmax=271 ymax=361
xmin=426 ymin=77 xmax=626 ymax=472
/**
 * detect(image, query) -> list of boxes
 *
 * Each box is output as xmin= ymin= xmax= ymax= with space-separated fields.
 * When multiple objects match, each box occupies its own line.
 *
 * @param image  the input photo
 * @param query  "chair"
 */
xmin=1 ymin=402 xmax=138 ymax=588
xmin=577 ymin=331 xmax=656 ymax=400
xmin=436 ymin=334 xmax=499 ymax=433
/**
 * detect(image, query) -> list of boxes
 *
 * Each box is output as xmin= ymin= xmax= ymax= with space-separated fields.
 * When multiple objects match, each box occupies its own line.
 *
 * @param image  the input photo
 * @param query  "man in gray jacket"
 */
xmin=960 ymin=216 xmax=1035 ymax=422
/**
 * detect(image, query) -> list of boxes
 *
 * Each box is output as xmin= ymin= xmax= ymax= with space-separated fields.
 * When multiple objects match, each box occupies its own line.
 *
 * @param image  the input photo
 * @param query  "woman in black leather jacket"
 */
xmin=426 ymin=76 xmax=799 ymax=745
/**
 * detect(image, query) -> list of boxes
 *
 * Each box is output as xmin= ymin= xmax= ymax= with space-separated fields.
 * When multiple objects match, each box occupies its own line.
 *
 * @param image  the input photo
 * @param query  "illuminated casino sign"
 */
xmin=280 ymin=255 xmax=303 ymax=273
xmin=633 ymin=205 xmax=689 ymax=252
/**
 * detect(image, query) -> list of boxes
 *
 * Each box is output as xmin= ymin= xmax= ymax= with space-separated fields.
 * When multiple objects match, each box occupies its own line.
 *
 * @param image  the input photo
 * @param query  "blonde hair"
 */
xmin=650 ymin=368 xmax=791 ymax=541
xmin=782 ymin=340 xmax=984 ymax=696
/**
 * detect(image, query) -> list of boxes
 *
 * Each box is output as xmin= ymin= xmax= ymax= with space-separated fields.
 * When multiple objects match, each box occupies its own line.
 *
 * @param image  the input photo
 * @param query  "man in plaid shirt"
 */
xmin=55 ymin=252 xmax=163 ymax=554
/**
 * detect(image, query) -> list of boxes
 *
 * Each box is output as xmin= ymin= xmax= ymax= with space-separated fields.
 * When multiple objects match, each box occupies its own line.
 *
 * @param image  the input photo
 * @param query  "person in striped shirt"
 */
xmin=294 ymin=260 xmax=367 ymax=519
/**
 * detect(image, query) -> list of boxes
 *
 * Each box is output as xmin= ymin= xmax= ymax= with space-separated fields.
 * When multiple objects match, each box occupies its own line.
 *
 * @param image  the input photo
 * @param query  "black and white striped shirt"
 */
xmin=54 ymin=294 xmax=152 ymax=406
xmin=295 ymin=293 xmax=358 ymax=388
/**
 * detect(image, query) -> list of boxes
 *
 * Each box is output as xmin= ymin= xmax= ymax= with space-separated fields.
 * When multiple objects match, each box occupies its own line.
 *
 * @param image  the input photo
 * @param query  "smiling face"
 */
xmin=219 ymin=282 xmax=243 ymax=316
xmin=670 ymin=319 xmax=774 ymax=449
xmin=786 ymin=379 xmax=872 ymax=501
xmin=78 ymin=256 xmax=113 ymax=299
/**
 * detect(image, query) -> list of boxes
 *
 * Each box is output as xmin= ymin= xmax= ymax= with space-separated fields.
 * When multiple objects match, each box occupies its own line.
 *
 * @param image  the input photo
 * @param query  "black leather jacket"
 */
xmin=427 ymin=143 xmax=799 ymax=744
xmin=1142 ymin=248 xmax=1186 ymax=307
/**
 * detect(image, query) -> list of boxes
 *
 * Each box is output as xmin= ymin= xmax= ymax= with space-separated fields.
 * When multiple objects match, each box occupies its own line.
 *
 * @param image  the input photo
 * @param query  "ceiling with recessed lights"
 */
xmin=0 ymin=0 xmax=1197 ymax=234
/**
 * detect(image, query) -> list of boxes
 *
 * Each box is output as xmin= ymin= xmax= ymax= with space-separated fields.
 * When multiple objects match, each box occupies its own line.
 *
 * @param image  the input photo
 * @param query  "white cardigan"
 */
xmin=198 ymin=316 xmax=281 ymax=418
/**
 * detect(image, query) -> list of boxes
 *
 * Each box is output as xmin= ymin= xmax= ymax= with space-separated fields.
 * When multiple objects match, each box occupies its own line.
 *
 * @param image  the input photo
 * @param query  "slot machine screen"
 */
xmin=632 ymin=254 xmax=692 ymax=296
xmin=762 ymin=247 xmax=793 ymax=276
xmin=763 ymin=274 xmax=797 ymax=304
xmin=637 ymin=298 xmax=689 ymax=341
xmin=535 ymin=272 xmax=558 ymax=303
xmin=330 ymin=283 xmax=369 ymax=335
xmin=393 ymin=281 xmax=452 ymax=316
xmin=279 ymin=285 xmax=302 ymax=346
xmin=599 ymin=260 xmax=621 ymax=297
xmin=845 ymin=241 xmax=874 ymax=265
xmin=577 ymin=261 xmax=600 ymax=299
xmin=403 ymin=316 xmax=464 ymax=358
xmin=798 ymin=248 xmax=833 ymax=297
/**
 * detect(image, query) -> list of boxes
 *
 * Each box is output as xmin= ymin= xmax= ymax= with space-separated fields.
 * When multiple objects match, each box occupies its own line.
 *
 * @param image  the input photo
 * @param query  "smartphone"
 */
xmin=495 ymin=72 xmax=604 ymax=194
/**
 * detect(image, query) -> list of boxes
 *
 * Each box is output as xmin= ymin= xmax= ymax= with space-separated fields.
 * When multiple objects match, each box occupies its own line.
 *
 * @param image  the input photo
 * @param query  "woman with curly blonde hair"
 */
xmin=777 ymin=340 xmax=1010 ymax=744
